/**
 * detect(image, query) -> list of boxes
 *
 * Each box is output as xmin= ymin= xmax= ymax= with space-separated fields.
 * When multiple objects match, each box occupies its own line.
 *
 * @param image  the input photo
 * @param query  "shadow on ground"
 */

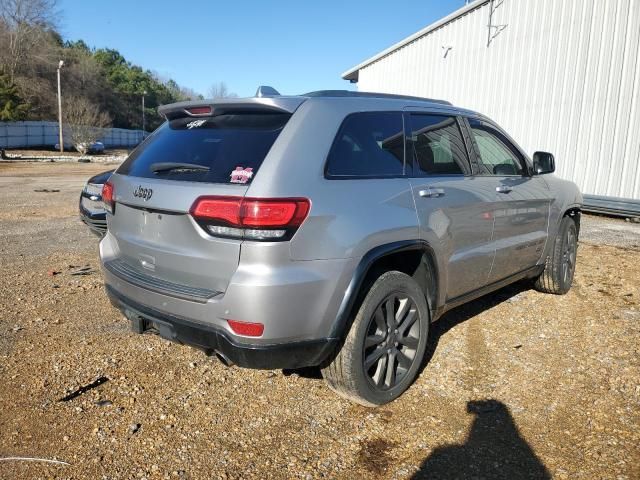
xmin=413 ymin=282 xmax=551 ymax=478
xmin=285 ymin=281 xmax=550 ymax=477
xmin=413 ymin=399 xmax=550 ymax=479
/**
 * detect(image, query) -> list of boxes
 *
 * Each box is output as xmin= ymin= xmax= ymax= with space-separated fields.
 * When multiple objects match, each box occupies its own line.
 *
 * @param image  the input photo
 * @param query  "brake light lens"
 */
xmin=190 ymin=196 xmax=310 ymax=241
xmin=227 ymin=319 xmax=264 ymax=337
xmin=186 ymin=106 xmax=212 ymax=115
xmin=102 ymin=180 xmax=115 ymax=213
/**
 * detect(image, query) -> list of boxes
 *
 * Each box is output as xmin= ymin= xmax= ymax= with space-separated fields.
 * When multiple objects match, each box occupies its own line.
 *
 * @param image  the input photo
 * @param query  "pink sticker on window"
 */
xmin=230 ymin=166 xmax=254 ymax=184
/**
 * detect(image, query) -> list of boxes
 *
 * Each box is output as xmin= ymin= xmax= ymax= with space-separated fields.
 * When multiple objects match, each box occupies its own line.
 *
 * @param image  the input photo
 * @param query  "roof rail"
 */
xmin=302 ymin=90 xmax=452 ymax=105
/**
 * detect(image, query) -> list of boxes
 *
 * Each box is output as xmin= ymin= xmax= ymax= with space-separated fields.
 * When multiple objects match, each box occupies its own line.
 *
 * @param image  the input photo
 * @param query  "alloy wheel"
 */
xmin=562 ymin=226 xmax=577 ymax=283
xmin=363 ymin=293 xmax=421 ymax=390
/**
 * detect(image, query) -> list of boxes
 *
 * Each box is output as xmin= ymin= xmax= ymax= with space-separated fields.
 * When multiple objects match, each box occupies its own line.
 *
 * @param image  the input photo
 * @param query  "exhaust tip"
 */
xmin=214 ymin=351 xmax=234 ymax=367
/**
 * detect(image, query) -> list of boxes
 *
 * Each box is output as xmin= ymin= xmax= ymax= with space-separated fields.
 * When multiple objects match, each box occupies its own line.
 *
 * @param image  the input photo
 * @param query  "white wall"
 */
xmin=0 ymin=121 xmax=145 ymax=149
xmin=355 ymin=0 xmax=640 ymax=200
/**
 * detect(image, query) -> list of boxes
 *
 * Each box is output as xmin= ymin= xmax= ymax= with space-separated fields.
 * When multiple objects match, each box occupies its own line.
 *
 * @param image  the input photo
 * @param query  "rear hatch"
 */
xmin=105 ymin=103 xmax=295 ymax=298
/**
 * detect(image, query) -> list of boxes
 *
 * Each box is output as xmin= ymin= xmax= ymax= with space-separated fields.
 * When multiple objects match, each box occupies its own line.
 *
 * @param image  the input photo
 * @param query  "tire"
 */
xmin=534 ymin=215 xmax=578 ymax=294
xmin=322 ymin=271 xmax=430 ymax=406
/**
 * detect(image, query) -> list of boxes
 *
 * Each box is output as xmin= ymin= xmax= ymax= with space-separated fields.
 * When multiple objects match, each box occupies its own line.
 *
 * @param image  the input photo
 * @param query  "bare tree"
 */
xmin=64 ymin=95 xmax=111 ymax=153
xmin=153 ymin=73 xmax=203 ymax=101
xmin=207 ymin=81 xmax=237 ymax=99
xmin=0 ymin=0 xmax=60 ymax=82
xmin=179 ymin=86 xmax=204 ymax=101
xmin=8 ymin=26 xmax=61 ymax=119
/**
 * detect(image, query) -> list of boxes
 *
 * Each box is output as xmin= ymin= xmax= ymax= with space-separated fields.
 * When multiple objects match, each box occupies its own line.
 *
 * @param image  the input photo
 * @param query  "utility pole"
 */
xmin=57 ymin=60 xmax=64 ymax=153
xmin=142 ymin=90 xmax=147 ymax=140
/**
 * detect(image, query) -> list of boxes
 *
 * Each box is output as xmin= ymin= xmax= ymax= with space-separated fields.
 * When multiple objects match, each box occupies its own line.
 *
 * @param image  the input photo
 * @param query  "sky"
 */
xmin=58 ymin=0 xmax=467 ymax=98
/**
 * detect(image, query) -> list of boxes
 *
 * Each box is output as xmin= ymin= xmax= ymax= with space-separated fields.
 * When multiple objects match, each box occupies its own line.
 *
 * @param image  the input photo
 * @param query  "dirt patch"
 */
xmin=0 ymin=163 xmax=638 ymax=479
xmin=357 ymin=438 xmax=398 ymax=475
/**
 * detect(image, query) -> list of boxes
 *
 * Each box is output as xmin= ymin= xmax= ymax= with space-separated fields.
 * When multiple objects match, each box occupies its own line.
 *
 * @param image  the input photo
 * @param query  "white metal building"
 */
xmin=343 ymin=0 xmax=640 ymax=203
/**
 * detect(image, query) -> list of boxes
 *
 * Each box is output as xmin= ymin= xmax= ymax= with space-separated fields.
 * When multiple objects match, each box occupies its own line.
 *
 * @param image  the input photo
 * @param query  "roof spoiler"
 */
xmin=158 ymin=96 xmax=303 ymax=121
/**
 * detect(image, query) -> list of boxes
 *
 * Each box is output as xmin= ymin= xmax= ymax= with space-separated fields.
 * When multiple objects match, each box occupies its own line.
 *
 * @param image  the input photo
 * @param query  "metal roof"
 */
xmin=341 ymin=0 xmax=490 ymax=82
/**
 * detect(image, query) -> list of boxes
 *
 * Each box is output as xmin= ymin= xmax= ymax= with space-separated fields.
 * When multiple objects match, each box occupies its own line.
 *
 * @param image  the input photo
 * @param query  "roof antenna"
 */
xmin=255 ymin=86 xmax=280 ymax=97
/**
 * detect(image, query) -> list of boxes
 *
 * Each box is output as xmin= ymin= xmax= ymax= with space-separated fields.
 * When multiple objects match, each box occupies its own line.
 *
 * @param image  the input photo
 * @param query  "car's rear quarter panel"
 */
xmin=246 ymin=98 xmax=421 ymax=262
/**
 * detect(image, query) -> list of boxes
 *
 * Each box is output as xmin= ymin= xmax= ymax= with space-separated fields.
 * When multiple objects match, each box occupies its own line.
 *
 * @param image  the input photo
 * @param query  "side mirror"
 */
xmin=533 ymin=151 xmax=555 ymax=174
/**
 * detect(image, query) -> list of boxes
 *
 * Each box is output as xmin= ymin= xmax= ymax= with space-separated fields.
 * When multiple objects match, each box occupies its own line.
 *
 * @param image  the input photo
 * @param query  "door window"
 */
xmin=326 ymin=112 xmax=405 ymax=177
xmin=468 ymin=119 xmax=525 ymax=176
xmin=409 ymin=114 xmax=469 ymax=175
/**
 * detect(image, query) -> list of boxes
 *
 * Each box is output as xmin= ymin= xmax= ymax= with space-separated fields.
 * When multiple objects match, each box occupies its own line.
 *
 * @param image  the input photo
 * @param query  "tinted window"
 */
xmin=468 ymin=119 xmax=524 ymax=176
xmin=409 ymin=114 xmax=468 ymax=175
xmin=326 ymin=112 xmax=405 ymax=177
xmin=118 ymin=113 xmax=290 ymax=183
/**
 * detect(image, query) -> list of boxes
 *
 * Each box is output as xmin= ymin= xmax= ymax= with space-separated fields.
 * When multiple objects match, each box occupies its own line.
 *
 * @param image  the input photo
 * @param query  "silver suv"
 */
xmin=100 ymin=89 xmax=582 ymax=406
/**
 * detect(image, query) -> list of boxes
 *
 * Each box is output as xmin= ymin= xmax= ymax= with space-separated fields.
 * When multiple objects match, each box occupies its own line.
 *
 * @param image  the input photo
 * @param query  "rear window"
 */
xmin=117 ymin=113 xmax=290 ymax=183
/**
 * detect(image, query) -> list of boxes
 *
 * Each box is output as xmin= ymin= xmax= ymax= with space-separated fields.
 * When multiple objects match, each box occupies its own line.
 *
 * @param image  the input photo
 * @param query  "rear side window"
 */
xmin=118 ymin=113 xmax=290 ymax=184
xmin=409 ymin=114 xmax=468 ymax=175
xmin=326 ymin=112 xmax=405 ymax=177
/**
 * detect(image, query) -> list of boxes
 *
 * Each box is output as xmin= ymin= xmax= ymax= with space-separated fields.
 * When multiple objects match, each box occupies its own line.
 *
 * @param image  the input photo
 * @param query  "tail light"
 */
xmin=102 ymin=180 xmax=115 ymax=214
xmin=190 ymin=196 xmax=310 ymax=241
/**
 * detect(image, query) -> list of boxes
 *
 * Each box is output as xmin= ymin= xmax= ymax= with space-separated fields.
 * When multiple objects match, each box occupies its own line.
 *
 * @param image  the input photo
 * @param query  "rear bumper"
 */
xmin=79 ymin=211 xmax=107 ymax=236
xmin=100 ymin=230 xmax=354 ymax=344
xmin=106 ymin=285 xmax=338 ymax=369
xmin=79 ymin=200 xmax=107 ymax=237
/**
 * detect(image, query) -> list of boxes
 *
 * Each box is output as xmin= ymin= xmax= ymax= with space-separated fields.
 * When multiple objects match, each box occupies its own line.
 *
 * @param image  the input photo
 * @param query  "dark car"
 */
xmin=56 ymin=141 xmax=106 ymax=154
xmin=79 ymin=169 xmax=114 ymax=236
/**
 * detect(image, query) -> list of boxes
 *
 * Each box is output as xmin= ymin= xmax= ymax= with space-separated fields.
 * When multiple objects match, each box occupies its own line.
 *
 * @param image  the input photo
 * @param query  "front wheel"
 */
xmin=534 ymin=215 xmax=578 ymax=294
xmin=322 ymin=271 xmax=430 ymax=406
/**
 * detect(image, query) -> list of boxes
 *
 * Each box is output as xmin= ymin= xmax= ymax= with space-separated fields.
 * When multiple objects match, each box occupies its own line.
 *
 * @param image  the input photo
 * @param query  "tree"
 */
xmin=0 ymin=0 xmax=60 ymax=82
xmin=64 ymin=95 xmax=111 ymax=153
xmin=0 ymin=69 xmax=28 ymax=120
xmin=207 ymin=81 xmax=237 ymax=99
xmin=162 ymin=77 xmax=202 ymax=101
xmin=0 ymin=3 xmax=200 ymax=130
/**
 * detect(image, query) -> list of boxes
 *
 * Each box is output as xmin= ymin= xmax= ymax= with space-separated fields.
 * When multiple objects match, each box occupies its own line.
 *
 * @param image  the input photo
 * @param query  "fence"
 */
xmin=0 ymin=121 xmax=146 ymax=149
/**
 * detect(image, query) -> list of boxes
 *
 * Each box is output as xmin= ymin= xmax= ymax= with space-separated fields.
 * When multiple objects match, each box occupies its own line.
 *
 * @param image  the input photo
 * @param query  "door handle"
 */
xmin=419 ymin=187 xmax=445 ymax=198
xmin=496 ymin=185 xmax=513 ymax=194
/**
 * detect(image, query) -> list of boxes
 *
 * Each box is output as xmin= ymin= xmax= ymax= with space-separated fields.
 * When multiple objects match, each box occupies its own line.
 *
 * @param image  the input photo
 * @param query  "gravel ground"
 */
xmin=0 ymin=162 xmax=638 ymax=479
xmin=579 ymin=213 xmax=640 ymax=248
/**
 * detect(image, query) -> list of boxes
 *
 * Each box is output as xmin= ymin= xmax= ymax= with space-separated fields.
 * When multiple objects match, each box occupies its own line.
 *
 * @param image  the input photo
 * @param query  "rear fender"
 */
xmin=329 ymin=240 xmax=439 ymax=341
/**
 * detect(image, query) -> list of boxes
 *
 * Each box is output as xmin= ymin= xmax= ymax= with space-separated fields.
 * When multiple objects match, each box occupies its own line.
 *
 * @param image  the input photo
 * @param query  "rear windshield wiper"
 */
xmin=150 ymin=162 xmax=210 ymax=174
